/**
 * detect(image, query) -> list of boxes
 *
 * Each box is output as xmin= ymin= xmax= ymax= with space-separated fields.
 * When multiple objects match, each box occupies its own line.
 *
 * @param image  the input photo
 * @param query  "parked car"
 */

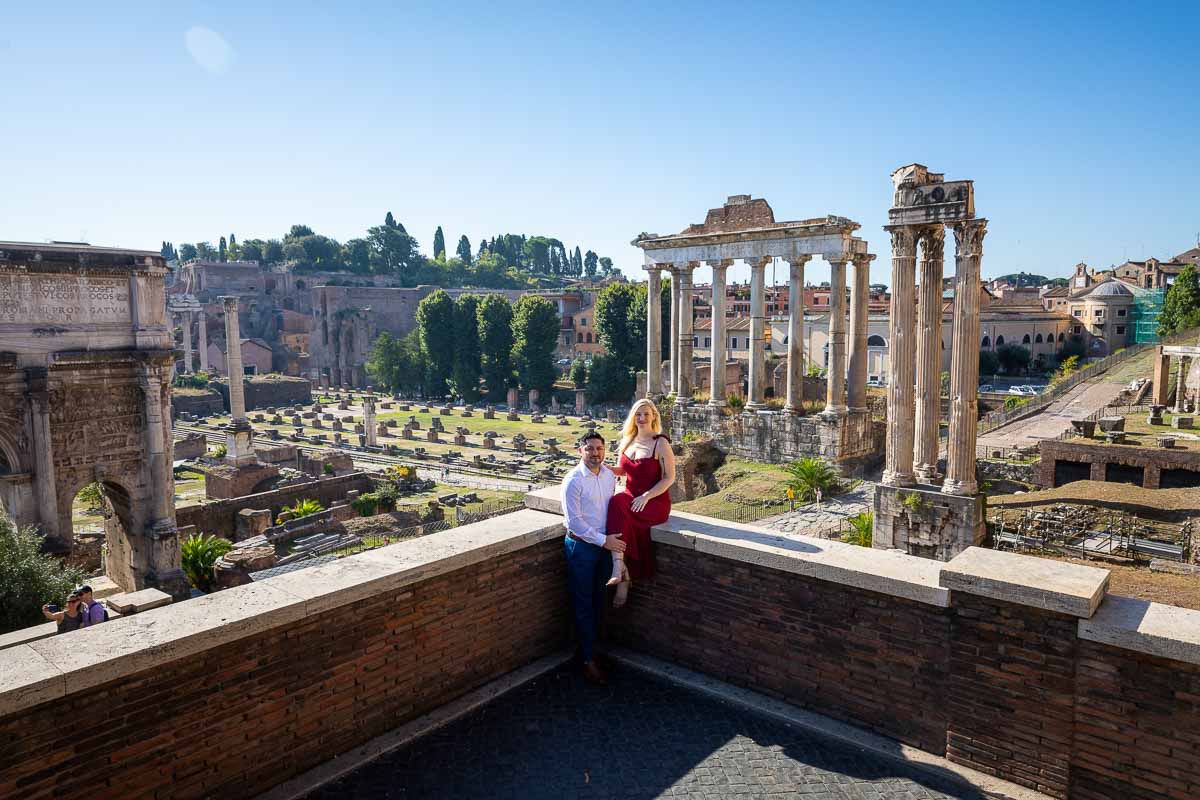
xmin=556 ymin=358 xmax=571 ymax=366
xmin=978 ymin=384 xmax=994 ymax=392
xmin=1008 ymin=385 xmax=1037 ymax=396
xmin=866 ymin=378 xmax=884 ymax=388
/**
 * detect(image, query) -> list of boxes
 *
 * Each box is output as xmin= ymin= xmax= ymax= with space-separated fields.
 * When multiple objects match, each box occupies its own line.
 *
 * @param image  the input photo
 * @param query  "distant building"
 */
xmin=208 ymin=338 xmax=274 ymax=376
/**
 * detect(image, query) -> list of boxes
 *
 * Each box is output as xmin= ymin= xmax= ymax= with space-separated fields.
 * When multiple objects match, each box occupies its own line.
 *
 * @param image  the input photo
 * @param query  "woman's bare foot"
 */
xmin=606 ymin=553 xmax=625 ymax=586
xmin=613 ymin=572 xmax=631 ymax=609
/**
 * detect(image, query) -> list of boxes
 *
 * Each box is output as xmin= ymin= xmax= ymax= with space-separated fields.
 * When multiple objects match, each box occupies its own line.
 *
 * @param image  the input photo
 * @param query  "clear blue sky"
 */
xmin=2 ymin=1 xmax=1197 ymax=289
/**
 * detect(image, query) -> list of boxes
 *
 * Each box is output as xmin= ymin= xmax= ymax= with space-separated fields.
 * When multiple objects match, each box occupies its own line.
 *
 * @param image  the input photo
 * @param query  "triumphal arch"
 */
xmin=633 ymin=195 xmax=883 ymax=473
xmin=0 ymin=242 xmax=186 ymax=596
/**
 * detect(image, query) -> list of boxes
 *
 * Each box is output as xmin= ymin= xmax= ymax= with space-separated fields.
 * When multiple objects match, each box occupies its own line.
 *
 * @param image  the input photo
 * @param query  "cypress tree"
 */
xmin=433 ymin=226 xmax=446 ymax=260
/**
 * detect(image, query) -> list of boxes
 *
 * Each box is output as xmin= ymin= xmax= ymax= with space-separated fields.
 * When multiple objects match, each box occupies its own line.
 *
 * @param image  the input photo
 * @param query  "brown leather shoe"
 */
xmin=582 ymin=661 xmax=608 ymax=686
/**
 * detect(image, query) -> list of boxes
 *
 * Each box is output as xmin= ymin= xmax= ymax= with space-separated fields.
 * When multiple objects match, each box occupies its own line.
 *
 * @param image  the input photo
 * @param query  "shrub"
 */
xmin=323 ymin=463 xmax=335 ymax=475
xmin=841 ymin=511 xmax=873 ymax=548
xmin=727 ymin=394 xmax=745 ymax=412
xmin=0 ymin=516 xmax=87 ymax=634
xmin=899 ymin=491 xmax=926 ymax=515
xmin=351 ymin=493 xmax=379 ymax=517
xmin=179 ymin=533 xmax=233 ymax=592
xmin=784 ymin=457 xmax=838 ymax=503
xmin=375 ymin=482 xmax=399 ymax=511
xmin=1003 ymin=395 xmax=1030 ymax=410
xmin=211 ymin=443 xmax=227 ymax=459
xmin=279 ymin=498 xmax=323 ymax=524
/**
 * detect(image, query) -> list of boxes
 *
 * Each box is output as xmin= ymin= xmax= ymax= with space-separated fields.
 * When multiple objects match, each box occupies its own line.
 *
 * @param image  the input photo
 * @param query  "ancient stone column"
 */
xmin=222 ymin=296 xmax=255 ymax=465
xmin=364 ymin=396 xmax=378 ymax=446
xmin=1176 ymin=357 xmax=1190 ymax=413
xmin=784 ymin=257 xmax=810 ymax=414
xmin=676 ymin=263 xmax=696 ymax=403
xmin=914 ymin=227 xmax=946 ymax=483
xmin=1152 ymin=348 xmax=1170 ymax=406
xmin=882 ymin=228 xmax=918 ymax=487
xmin=181 ymin=312 xmax=193 ymax=374
xmin=847 ymin=254 xmax=873 ymax=411
xmin=25 ymin=368 xmax=61 ymax=542
xmin=708 ymin=259 xmax=731 ymax=407
xmin=823 ymin=256 xmax=849 ymax=416
xmin=139 ymin=363 xmax=175 ymax=530
xmin=668 ymin=266 xmax=680 ymax=394
xmin=198 ymin=310 xmax=209 ymax=372
xmin=746 ymin=256 xmax=770 ymax=411
xmin=646 ymin=266 xmax=663 ymax=398
xmin=943 ymin=219 xmax=988 ymax=496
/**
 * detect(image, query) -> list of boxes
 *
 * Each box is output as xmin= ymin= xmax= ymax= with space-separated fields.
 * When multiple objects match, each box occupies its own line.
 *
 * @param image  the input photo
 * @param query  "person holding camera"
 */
xmin=42 ymin=589 xmax=87 ymax=634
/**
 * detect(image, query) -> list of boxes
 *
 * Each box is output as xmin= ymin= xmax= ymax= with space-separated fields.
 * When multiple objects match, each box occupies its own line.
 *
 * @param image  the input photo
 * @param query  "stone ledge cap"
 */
xmin=1079 ymin=595 xmax=1200 ymax=666
xmin=940 ymin=547 xmax=1109 ymax=618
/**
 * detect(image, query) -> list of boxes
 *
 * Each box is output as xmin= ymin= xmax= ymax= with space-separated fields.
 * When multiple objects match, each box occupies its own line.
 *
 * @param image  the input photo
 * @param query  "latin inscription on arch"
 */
xmin=0 ymin=273 xmax=130 ymax=325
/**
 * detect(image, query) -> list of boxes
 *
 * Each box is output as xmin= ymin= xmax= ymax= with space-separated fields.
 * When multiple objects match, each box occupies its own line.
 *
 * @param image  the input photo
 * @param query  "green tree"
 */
xmin=341 ymin=238 xmax=371 ymax=273
xmin=979 ymin=350 xmax=1000 ymax=377
xmin=586 ymin=353 xmax=636 ymax=403
xmin=451 ymin=294 xmax=483 ymax=402
xmin=456 ymin=235 xmax=473 ymax=266
xmin=0 ymin=516 xmax=86 ymax=634
xmin=417 ymin=289 xmax=456 ymax=397
xmin=433 ymin=226 xmax=446 ymax=259
xmin=598 ymin=256 xmax=613 ymax=276
xmin=218 ymin=236 xmax=227 ymax=262
xmin=385 ymin=211 xmax=397 ymax=228
xmin=785 ymin=457 xmax=839 ymax=503
xmin=178 ymin=243 xmax=197 ymax=262
xmin=367 ymin=217 xmax=421 ymax=279
xmin=570 ymin=358 xmax=588 ymax=388
xmin=195 ymin=241 xmax=216 ymax=260
xmin=239 ymin=239 xmax=264 ymax=263
xmin=287 ymin=224 xmax=315 ymax=239
xmin=477 ymin=294 xmax=515 ymax=399
xmin=594 ymin=283 xmax=642 ymax=372
xmin=263 ymin=239 xmax=284 ymax=264
xmin=228 ymin=233 xmax=238 ymax=260
xmin=996 ymin=344 xmax=1031 ymax=374
xmin=584 ymin=250 xmax=599 ymax=278
xmin=512 ymin=295 xmax=560 ymax=394
xmin=1159 ymin=265 xmax=1200 ymax=336
xmin=367 ymin=331 xmax=426 ymax=394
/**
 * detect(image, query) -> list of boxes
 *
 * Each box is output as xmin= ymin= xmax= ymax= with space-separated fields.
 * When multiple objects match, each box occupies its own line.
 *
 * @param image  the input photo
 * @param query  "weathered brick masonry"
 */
xmin=1039 ymin=438 xmax=1200 ymax=489
xmin=176 ymin=472 xmax=373 ymax=538
xmin=0 ymin=535 xmax=569 ymax=800
xmin=609 ymin=545 xmax=951 ymax=753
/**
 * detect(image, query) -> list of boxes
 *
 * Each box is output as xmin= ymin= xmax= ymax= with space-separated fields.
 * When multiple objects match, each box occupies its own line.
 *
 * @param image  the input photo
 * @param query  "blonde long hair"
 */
xmin=619 ymin=399 xmax=662 ymax=455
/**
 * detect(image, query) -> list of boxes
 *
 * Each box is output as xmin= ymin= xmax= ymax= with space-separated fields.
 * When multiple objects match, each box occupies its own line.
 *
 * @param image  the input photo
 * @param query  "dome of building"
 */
xmin=1089 ymin=280 xmax=1135 ymax=297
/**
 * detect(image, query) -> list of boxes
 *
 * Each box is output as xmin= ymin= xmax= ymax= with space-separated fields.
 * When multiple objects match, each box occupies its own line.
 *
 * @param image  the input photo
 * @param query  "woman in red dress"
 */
xmin=606 ymin=398 xmax=676 ymax=607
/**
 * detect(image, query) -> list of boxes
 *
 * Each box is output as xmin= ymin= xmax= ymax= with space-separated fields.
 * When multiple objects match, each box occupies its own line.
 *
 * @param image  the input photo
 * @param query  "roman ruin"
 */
xmin=634 ymin=196 xmax=882 ymax=472
xmin=871 ymin=164 xmax=989 ymax=560
xmin=0 ymin=242 xmax=187 ymax=596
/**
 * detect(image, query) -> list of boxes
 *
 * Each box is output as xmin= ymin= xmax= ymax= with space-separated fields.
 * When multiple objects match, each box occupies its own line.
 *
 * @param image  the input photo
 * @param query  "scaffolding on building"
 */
xmin=1130 ymin=286 xmax=1165 ymax=344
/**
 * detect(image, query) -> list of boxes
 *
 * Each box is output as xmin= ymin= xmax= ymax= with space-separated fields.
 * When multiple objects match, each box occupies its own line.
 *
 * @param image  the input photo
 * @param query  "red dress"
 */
xmin=606 ymin=435 xmax=672 ymax=580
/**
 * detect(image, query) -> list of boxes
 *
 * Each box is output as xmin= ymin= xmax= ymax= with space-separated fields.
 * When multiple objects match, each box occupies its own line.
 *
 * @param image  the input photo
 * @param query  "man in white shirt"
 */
xmin=561 ymin=431 xmax=625 ymax=685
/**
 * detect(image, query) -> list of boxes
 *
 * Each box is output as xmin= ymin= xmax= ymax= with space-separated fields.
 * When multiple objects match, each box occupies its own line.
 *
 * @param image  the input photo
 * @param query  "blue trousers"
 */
xmin=564 ymin=536 xmax=612 ymax=664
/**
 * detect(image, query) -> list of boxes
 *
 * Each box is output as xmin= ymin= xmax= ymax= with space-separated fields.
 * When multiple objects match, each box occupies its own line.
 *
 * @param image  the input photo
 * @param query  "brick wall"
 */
xmin=609 ymin=545 xmax=951 ymax=753
xmin=1039 ymin=438 xmax=1200 ymax=489
xmin=0 ymin=534 xmax=569 ymax=800
xmin=600 ymin=532 xmax=1200 ymax=800
xmin=177 ymin=472 xmax=374 ymax=538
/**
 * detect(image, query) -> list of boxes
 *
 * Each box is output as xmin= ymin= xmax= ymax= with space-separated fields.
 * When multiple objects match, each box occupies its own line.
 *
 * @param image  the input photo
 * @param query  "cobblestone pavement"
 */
xmin=757 ymin=485 xmax=874 ymax=537
xmin=305 ymin=664 xmax=979 ymax=800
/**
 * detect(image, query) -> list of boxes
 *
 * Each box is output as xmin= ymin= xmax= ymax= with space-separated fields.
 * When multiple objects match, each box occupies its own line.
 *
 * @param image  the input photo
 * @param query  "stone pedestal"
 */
xmin=224 ymin=421 xmax=257 ymax=467
xmin=872 ymin=484 xmax=985 ymax=562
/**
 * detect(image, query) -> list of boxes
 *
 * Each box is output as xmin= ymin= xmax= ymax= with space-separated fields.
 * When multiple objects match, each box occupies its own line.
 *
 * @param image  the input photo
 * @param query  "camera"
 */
xmin=45 ymin=603 xmax=59 ymax=613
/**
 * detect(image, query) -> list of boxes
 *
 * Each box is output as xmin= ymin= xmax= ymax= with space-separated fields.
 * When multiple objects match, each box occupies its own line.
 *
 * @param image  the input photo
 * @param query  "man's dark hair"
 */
xmin=578 ymin=432 xmax=604 ymax=447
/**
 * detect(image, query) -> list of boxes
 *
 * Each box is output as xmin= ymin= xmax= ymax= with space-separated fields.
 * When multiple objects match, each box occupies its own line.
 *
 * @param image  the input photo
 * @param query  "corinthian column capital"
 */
xmin=952 ymin=218 xmax=988 ymax=256
xmin=788 ymin=255 xmax=813 ymax=267
xmin=919 ymin=226 xmax=945 ymax=260
xmin=888 ymin=227 xmax=919 ymax=258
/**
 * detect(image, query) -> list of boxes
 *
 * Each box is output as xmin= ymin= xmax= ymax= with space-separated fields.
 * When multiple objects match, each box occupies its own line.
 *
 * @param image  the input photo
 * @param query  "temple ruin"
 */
xmin=871 ymin=164 xmax=989 ymax=560
xmin=0 ymin=242 xmax=186 ymax=596
xmin=633 ymin=196 xmax=883 ymax=472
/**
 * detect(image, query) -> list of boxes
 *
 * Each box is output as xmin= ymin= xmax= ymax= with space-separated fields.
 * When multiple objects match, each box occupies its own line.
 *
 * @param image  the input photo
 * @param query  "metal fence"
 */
xmin=971 ymin=327 xmax=1199 ymax=439
xmin=454 ymin=498 xmax=527 ymax=525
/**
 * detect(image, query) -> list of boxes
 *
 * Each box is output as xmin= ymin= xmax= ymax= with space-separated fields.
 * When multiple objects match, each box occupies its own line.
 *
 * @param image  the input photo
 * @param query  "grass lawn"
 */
xmin=674 ymin=458 xmax=795 ymax=519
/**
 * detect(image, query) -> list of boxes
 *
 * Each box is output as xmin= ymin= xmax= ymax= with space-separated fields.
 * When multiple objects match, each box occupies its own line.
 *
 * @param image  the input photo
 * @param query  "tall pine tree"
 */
xmin=456 ymin=235 xmax=473 ymax=266
xmin=432 ymin=226 xmax=446 ymax=260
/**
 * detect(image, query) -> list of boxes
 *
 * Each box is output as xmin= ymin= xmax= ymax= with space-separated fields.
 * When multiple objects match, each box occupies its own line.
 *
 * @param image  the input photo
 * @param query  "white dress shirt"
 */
xmin=561 ymin=461 xmax=617 ymax=547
